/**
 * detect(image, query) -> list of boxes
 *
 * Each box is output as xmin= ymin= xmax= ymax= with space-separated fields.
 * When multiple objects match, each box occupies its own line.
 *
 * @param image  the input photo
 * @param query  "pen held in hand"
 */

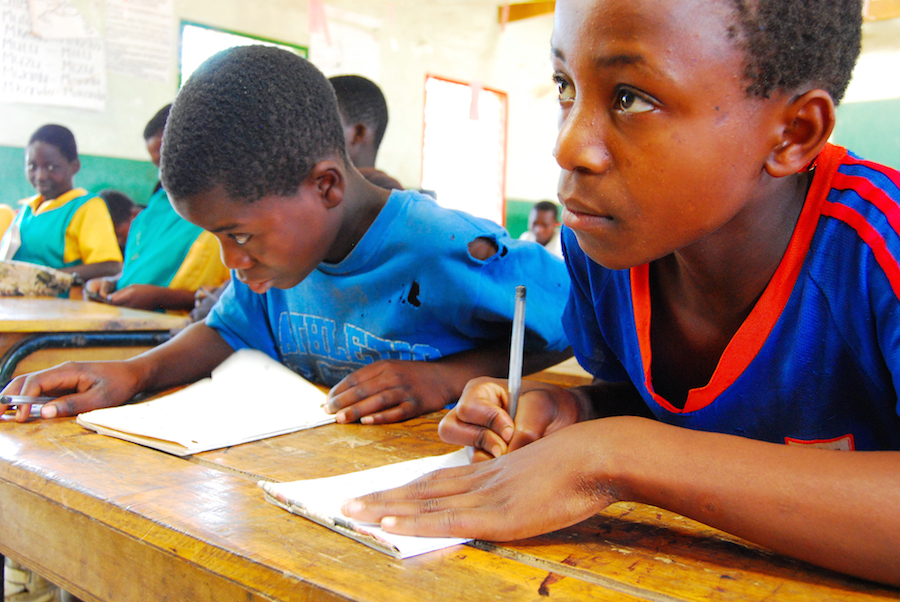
xmin=507 ymin=285 xmax=527 ymax=421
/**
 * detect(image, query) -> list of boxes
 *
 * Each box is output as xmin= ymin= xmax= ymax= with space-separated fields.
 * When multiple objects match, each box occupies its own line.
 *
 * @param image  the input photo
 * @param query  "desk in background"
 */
xmin=0 ymin=412 xmax=896 ymax=602
xmin=0 ymin=298 xmax=188 ymax=385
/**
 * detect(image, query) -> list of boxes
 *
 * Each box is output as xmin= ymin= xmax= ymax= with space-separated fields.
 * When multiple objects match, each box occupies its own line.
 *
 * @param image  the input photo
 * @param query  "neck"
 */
xmin=323 ymin=168 xmax=390 ymax=264
xmin=655 ymin=171 xmax=812 ymax=322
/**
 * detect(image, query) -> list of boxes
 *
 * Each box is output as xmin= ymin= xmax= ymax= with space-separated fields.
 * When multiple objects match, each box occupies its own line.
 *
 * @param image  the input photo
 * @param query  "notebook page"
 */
xmin=259 ymin=449 xmax=472 ymax=558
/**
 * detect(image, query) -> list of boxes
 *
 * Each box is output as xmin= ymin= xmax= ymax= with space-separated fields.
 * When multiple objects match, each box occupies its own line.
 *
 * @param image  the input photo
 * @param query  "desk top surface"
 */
xmin=0 ymin=298 xmax=189 ymax=332
xmin=0 ymin=413 xmax=896 ymax=602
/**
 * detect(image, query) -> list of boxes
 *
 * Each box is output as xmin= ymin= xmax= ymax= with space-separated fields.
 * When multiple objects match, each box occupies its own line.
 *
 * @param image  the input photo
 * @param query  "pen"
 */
xmin=0 ymin=395 xmax=55 ymax=407
xmin=507 ymin=285 xmax=527 ymax=420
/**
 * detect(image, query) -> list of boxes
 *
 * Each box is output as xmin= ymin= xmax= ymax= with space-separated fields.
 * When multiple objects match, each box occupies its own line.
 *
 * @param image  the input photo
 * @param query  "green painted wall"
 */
xmin=1 ymin=146 xmax=159 ymax=208
xmin=833 ymin=98 xmax=900 ymax=170
xmin=505 ymin=198 xmax=535 ymax=238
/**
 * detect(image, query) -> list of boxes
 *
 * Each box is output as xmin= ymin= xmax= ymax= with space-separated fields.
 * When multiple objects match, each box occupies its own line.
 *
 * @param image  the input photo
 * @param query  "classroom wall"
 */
xmin=1 ymin=3 xmax=897 ymax=218
xmin=0 ymin=0 xmax=561 ymax=216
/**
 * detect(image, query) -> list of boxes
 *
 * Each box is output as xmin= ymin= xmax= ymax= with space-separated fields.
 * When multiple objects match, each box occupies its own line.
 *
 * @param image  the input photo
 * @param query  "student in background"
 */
xmin=85 ymin=105 xmax=229 ymax=312
xmin=98 ymin=189 xmax=141 ymax=253
xmin=3 ymin=46 xmax=570 ymax=427
xmin=329 ymin=74 xmax=402 ymax=190
xmin=519 ymin=200 xmax=563 ymax=258
xmin=341 ymin=0 xmax=900 ymax=587
xmin=0 ymin=124 xmax=122 ymax=280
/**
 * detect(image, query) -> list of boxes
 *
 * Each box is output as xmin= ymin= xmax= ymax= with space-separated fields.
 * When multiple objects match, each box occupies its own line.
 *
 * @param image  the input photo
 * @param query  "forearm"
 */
xmin=599 ymin=417 xmax=900 ymax=585
xmin=125 ymin=322 xmax=235 ymax=392
xmin=65 ymin=261 xmax=122 ymax=280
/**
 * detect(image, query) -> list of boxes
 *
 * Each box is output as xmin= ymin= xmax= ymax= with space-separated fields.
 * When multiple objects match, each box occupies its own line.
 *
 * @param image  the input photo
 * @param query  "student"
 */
xmin=2 ymin=45 xmax=570 ymax=427
xmin=519 ymin=200 xmax=563 ymax=258
xmin=340 ymin=0 xmax=900 ymax=587
xmin=85 ymin=105 xmax=230 ymax=312
xmin=0 ymin=124 xmax=122 ymax=280
xmin=329 ymin=74 xmax=402 ymax=190
xmin=98 ymin=189 xmax=141 ymax=253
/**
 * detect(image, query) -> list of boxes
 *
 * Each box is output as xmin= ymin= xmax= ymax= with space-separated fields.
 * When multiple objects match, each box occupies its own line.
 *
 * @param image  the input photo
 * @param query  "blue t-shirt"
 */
xmin=563 ymin=144 xmax=900 ymax=451
xmin=208 ymin=189 xmax=570 ymax=386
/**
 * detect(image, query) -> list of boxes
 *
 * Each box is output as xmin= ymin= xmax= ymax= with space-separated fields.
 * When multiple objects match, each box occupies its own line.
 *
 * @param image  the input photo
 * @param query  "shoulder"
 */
xmin=390 ymin=190 xmax=507 ymax=238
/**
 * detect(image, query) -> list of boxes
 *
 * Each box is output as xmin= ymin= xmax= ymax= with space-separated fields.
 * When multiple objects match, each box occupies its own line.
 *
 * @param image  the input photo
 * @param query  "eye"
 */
xmin=553 ymin=74 xmax=575 ymax=102
xmin=46 ymin=164 xmax=57 ymax=173
xmin=615 ymin=88 xmax=655 ymax=114
xmin=231 ymin=234 xmax=251 ymax=246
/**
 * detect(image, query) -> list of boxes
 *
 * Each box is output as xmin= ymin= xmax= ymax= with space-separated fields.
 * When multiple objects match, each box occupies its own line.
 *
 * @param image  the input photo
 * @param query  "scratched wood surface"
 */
xmin=198 ymin=417 xmax=900 ymax=602
xmin=0 ymin=298 xmax=188 ymax=332
xmin=0 ymin=417 xmax=642 ymax=602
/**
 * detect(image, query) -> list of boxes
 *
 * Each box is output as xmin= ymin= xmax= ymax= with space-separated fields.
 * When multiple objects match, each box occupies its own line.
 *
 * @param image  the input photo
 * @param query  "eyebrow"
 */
xmin=208 ymin=223 xmax=242 ymax=234
xmin=552 ymin=45 xmax=648 ymax=69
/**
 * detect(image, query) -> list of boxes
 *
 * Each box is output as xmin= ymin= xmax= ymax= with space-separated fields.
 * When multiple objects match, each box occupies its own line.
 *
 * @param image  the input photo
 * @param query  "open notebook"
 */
xmin=77 ymin=349 xmax=334 ymax=456
xmin=259 ymin=449 xmax=473 ymax=558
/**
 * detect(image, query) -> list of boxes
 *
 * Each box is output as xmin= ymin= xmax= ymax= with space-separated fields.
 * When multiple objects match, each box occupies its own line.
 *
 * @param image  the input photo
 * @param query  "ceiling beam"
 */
xmin=864 ymin=0 xmax=900 ymax=21
xmin=498 ymin=1 xmax=555 ymax=24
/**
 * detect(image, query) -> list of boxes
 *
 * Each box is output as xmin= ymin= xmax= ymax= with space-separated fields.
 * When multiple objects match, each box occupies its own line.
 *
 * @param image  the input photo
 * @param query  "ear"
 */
xmin=307 ymin=159 xmax=345 ymax=209
xmin=764 ymin=89 xmax=835 ymax=178
xmin=349 ymin=123 xmax=369 ymax=146
xmin=71 ymin=158 xmax=82 ymax=176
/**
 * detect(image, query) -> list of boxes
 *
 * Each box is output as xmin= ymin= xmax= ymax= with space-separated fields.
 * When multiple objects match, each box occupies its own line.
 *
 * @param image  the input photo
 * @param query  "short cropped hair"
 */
xmin=98 ymin=189 xmax=138 ymax=226
xmin=727 ymin=0 xmax=861 ymax=104
xmin=532 ymin=200 xmax=559 ymax=220
xmin=143 ymin=104 xmax=171 ymax=141
xmin=161 ymin=46 xmax=347 ymax=203
xmin=29 ymin=124 xmax=78 ymax=162
xmin=329 ymin=75 xmax=389 ymax=151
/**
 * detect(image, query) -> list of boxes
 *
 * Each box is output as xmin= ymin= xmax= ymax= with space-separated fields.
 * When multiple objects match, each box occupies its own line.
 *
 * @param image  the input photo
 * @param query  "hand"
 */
xmin=0 ymin=361 xmax=145 ymax=422
xmin=105 ymin=284 xmax=166 ymax=310
xmin=438 ymin=377 xmax=587 ymax=461
xmin=325 ymin=360 xmax=456 ymax=424
xmin=83 ymin=276 xmax=117 ymax=301
xmin=341 ymin=420 xmax=620 ymax=541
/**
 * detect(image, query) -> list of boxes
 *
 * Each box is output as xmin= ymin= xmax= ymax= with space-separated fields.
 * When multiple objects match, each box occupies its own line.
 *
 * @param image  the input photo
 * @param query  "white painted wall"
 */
xmin=0 ymin=0 xmax=562 ymax=202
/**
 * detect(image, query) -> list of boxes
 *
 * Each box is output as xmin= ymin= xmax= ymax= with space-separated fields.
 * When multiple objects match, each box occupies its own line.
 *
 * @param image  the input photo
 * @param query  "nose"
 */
xmin=552 ymin=104 xmax=611 ymax=175
xmin=218 ymin=238 xmax=253 ymax=270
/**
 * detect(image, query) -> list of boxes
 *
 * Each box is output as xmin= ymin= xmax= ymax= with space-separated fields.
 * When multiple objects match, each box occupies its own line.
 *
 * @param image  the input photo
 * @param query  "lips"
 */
xmin=238 ymin=274 xmax=275 ymax=294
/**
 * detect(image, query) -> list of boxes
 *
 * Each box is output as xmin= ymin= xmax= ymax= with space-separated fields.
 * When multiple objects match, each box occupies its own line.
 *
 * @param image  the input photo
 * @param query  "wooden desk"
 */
xmin=528 ymin=355 xmax=593 ymax=388
xmin=0 ymin=298 xmax=188 ymax=384
xmin=0 ymin=414 xmax=896 ymax=601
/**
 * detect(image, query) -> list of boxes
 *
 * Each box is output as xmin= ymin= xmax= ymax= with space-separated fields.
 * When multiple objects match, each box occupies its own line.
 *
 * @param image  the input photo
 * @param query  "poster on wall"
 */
xmin=28 ymin=0 xmax=102 ymax=39
xmin=0 ymin=0 xmax=106 ymax=110
xmin=105 ymin=0 xmax=173 ymax=82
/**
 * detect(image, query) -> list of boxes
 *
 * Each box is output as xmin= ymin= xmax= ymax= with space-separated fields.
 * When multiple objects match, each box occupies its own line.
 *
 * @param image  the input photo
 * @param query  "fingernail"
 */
xmin=323 ymin=402 xmax=335 ymax=414
xmin=343 ymin=500 xmax=363 ymax=514
xmin=41 ymin=405 xmax=57 ymax=419
xmin=360 ymin=416 xmax=373 ymax=425
xmin=490 ymin=444 xmax=502 ymax=458
xmin=382 ymin=517 xmax=397 ymax=528
xmin=501 ymin=425 xmax=514 ymax=442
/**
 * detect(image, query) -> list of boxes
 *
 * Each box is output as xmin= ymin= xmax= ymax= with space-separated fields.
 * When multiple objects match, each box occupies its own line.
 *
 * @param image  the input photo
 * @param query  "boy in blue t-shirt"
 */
xmin=2 ymin=46 xmax=570 ymax=427
xmin=340 ymin=0 xmax=900 ymax=587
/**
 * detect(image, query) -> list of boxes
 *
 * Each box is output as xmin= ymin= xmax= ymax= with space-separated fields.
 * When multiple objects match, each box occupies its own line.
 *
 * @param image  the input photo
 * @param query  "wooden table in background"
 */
xmin=0 ymin=298 xmax=188 ymax=384
xmin=0 ymin=410 xmax=896 ymax=602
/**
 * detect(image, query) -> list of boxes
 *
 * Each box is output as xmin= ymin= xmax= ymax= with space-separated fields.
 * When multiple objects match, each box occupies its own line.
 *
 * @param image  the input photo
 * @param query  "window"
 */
xmin=179 ymin=22 xmax=307 ymax=86
xmin=421 ymin=76 xmax=508 ymax=225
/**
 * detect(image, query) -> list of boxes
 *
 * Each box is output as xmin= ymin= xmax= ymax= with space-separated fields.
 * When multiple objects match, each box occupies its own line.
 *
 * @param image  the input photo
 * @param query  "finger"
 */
xmin=455 ymin=380 xmax=515 ymax=437
xmin=504 ymin=389 xmax=561 ymax=452
xmin=335 ymin=389 xmax=411 ymax=424
xmin=438 ymin=412 xmax=508 ymax=458
xmin=341 ymin=464 xmax=484 ymax=520
xmin=326 ymin=365 xmax=385 ymax=412
xmin=359 ymin=401 xmax=420 ymax=425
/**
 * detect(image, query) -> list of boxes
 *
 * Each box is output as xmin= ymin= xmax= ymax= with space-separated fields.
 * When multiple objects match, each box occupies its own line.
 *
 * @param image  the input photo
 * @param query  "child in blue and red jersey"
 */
xmin=341 ymin=0 xmax=900 ymax=587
